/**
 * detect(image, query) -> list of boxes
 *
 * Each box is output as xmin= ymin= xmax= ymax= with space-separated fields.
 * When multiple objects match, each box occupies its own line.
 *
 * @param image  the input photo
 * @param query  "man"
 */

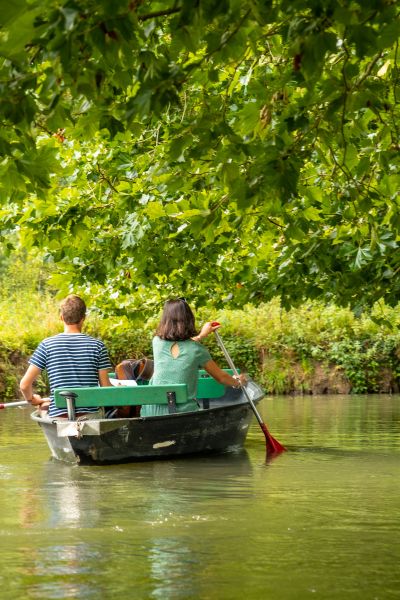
xmin=20 ymin=294 xmax=112 ymax=418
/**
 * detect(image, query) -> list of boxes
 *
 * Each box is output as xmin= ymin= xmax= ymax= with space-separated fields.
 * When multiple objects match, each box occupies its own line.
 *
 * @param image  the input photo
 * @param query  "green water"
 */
xmin=0 ymin=395 xmax=399 ymax=600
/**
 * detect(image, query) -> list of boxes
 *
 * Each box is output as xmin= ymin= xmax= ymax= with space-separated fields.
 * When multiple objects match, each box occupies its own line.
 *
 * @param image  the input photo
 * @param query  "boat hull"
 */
xmin=31 ymin=382 xmax=264 ymax=465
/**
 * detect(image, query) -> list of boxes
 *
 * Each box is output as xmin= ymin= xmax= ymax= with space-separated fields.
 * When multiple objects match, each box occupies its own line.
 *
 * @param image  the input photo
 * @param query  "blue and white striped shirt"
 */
xmin=29 ymin=333 xmax=112 ymax=417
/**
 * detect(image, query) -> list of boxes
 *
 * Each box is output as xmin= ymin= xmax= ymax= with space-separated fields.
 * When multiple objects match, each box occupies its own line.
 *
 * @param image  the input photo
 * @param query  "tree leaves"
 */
xmin=0 ymin=0 xmax=399 ymax=313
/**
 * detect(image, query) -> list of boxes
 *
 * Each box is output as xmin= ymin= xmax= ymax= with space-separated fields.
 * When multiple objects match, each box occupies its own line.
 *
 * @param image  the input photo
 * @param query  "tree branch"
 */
xmin=353 ymin=52 xmax=384 ymax=89
xmin=138 ymin=7 xmax=181 ymax=22
xmin=394 ymin=40 xmax=399 ymax=105
xmin=97 ymin=164 xmax=118 ymax=193
xmin=340 ymin=40 xmax=350 ymax=167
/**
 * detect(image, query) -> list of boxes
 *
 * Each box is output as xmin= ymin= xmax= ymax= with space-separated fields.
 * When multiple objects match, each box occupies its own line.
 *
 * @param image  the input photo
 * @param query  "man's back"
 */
xmin=30 ymin=333 xmax=111 ymax=417
xmin=20 ymin=294 xmax=112 ymax=418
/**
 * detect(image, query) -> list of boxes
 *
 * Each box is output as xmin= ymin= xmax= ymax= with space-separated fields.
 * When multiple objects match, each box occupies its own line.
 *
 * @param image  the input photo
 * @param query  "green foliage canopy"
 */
xmin=1 ymin=0 xmax=400 ymax=313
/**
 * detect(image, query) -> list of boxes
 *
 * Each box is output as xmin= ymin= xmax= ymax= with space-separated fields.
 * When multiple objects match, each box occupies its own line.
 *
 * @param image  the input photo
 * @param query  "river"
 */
xmin=0 ymin=394 xmax=399 ymax=599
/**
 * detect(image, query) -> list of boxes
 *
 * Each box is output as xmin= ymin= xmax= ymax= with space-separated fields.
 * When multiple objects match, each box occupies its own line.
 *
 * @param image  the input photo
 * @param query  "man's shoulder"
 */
xmin=75 ymin=334 xmax=108 ymax=350
xmin=39 ymin=333 xmax=64 ymax=346
xmin=31 ymin=333 xmax=64 ymax=357
xmin=80 ymin=333 xmax=105 ymax=344
xmin=40 ymin=333 xmax=105 ymax=346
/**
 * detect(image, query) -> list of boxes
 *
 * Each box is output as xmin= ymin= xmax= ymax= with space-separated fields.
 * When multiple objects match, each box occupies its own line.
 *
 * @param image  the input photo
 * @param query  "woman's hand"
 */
xmin=193 ymin=321 xmax=220 ymax=342
xmin=233 ymin=373 xmax=247 ymax=388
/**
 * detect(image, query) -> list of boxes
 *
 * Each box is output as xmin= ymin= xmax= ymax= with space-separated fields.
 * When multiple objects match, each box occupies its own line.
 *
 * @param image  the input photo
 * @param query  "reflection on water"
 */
xmin=0 ymin=395 xmax=399 ymax=599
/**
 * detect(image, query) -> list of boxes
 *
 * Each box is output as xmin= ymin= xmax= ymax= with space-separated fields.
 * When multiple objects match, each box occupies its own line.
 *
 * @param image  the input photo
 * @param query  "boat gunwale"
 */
xmin=29 ymin=395 xmax=260 ymax=426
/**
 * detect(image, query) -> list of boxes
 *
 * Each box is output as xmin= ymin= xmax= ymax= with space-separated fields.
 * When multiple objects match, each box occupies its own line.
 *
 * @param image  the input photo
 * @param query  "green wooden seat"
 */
xmin=198 ymin=368 xmax=238 ymax=377
xmin=197 ymin=369 xmax=239 ymax=399
xmin=53 ymin=368 xmax=239 ymax=419
xmin=55 ymin=384 xmax=188 ymax=417
xmin=197 ymin=375 xmax=225 ymax=399
xmin=103 ymin=368 xmax=238 ymax=400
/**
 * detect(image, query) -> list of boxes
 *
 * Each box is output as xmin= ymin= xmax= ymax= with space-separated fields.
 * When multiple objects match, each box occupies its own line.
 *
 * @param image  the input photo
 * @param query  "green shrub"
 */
xmin=1 ymin=253 xmax=400 ymax=397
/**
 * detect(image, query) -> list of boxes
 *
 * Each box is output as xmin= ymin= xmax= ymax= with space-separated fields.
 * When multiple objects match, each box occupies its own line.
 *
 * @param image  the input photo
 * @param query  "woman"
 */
xmin=141 ymin=298 xmax=247 ymax=416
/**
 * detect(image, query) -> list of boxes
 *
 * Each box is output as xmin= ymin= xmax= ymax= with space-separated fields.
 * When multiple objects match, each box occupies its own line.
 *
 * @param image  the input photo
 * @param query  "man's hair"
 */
xmin=60 ymin=295 xmax=86 ymax=325
xmin=156 ymin=299 xmax=197 ymax=341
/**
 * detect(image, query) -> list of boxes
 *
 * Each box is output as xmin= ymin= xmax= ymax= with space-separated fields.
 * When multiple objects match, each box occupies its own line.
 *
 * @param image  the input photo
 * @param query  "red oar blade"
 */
xmin=261 ymin=423 xmax=287 ymax=455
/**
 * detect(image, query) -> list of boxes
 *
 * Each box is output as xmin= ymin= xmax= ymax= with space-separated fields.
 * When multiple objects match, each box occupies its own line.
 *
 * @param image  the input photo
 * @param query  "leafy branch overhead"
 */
xmin=0 ymin=0 xmax=400 ymax=313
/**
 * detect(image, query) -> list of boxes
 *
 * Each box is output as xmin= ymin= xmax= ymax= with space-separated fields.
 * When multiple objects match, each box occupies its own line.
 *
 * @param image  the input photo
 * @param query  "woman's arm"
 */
xmin=203 ymin=360 xmax=247 ymax=388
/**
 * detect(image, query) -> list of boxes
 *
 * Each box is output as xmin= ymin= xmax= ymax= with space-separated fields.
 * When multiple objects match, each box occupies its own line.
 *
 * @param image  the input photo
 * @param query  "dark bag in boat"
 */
xmin=115 ymin=358 xmax=154 ymax=382
xmin=113 ymin=358 xmax=154 ymax=418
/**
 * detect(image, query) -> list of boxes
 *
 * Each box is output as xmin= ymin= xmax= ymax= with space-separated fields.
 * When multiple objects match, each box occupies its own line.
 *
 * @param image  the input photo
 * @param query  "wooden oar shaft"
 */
xmin=213 ymin=328 xmax=286 ymax=455
xmin=214 ymin=330 xmax=265 ymax=425
xmin=0 ymin=400 xmax=29 ymax=409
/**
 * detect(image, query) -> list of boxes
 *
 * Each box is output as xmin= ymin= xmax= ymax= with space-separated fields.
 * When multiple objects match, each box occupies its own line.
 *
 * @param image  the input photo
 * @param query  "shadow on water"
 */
xmin=40 ymin=445 xmax=256 ymax=507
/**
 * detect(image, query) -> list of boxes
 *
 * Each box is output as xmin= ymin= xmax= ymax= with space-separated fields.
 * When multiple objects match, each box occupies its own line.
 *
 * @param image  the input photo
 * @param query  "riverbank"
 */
xmin=2 ymin=292 xmax=400 ymax=400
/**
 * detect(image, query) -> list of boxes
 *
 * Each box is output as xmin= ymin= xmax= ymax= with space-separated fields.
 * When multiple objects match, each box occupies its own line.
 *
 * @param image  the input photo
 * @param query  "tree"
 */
xmin=1 ymin=0 xmax=399 ymax=314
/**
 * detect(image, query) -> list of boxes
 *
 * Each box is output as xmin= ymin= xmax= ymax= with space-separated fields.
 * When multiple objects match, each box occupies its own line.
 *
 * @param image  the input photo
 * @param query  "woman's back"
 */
xmin=152 ymin=336 xmax=211 ymax=397
xmin=140 ymin=299 xmax=246 ymax=417
xmin=141 ymin=336 xmax=211 ymax=417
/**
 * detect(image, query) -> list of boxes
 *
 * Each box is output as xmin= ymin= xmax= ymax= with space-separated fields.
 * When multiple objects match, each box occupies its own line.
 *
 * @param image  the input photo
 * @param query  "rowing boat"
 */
xmin=30 ymin=373 xmax=264 ymax=465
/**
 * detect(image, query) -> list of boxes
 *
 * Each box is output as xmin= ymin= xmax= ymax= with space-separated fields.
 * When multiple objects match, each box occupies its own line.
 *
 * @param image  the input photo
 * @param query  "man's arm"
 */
xmin=20 ymin=365 xmax=44 ymax=405
xmin=99 ymin=369 xmax=112 ymax=387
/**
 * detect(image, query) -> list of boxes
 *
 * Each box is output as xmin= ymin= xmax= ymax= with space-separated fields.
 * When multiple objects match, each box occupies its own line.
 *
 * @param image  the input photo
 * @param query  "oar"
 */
xmin=212 ymin=323 xmax=286 ymax=455
xmin=0 ymin=400 xmax=29 ymax=409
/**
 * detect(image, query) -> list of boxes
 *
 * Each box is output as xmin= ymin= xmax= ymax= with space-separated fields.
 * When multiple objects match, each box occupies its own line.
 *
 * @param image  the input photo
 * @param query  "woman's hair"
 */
xmin=156 ymin=299 xmax=197 ymax=341
xmin=60 ymin=294 xmax=86 ymax=324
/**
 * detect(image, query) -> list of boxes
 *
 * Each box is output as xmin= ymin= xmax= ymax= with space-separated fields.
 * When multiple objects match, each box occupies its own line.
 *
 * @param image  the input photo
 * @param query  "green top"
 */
xmin=141 ymin=336 xmax=212 ymax=417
